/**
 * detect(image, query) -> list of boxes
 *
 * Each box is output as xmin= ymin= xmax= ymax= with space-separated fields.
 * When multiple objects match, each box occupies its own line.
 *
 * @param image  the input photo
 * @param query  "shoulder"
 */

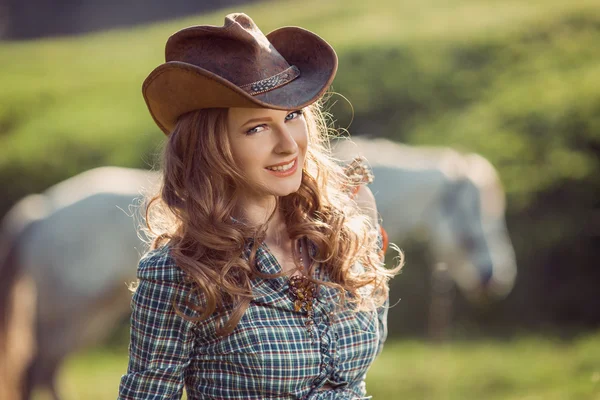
xmin=137 ymin=244 xmax=188 ymax=283
xmin=133 ymin=245 xmax=204 ymax=320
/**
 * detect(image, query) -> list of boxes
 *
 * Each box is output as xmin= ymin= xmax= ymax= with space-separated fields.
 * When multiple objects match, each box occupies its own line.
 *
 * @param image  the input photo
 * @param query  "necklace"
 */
xmin=287 ymin=238 xmax=318 ymax=341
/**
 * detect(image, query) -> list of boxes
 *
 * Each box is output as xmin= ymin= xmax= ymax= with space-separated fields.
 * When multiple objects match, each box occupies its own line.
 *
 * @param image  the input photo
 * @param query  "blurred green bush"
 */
xmin=0 ymin=0 xmax=598 ymax=336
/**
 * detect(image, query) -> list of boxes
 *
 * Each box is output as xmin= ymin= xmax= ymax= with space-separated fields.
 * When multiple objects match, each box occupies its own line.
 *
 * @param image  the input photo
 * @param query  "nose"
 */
xmin=478 ymin=263 xmax=494 ymax=286
xmin=274 ymin=125 xmax=298 ymax=155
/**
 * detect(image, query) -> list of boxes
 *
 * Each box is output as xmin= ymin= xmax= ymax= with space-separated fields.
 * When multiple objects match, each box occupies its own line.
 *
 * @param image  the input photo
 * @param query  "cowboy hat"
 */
xmin=143 ymin=13 xmax=338 ymax=135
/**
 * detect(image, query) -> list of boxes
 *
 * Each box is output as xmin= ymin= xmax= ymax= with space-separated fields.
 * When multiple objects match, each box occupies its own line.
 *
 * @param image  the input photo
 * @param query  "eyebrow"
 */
xmin=241 ymin=116 xmax=274 ymax=127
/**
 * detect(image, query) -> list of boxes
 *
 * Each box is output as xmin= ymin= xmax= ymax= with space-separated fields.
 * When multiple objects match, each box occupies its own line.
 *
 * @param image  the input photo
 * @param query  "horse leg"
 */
xmin=49 ymin=376 xmax=61 ymax=400
xmin=27 ymin=359 xmax=63 ymax=400
xmin=24 ymin=358 xmax=64 ymax=400
xmin=21 ymin=356 xmax=37 ymax=400
xmin=5 ymin=273 xmax=37 ymax=400
xmin=428 ymin=262 xmax=455 ymax=342
xmin=34 ymin=355 xmax=64 ymax=400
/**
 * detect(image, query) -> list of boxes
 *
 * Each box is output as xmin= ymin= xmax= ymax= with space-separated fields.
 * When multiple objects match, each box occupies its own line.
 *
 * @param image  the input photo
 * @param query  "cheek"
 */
xmin=234 ymin=151 xmax=259 ymax=172
xmin=296 ymin=126 xmax=309 ymax=152
xmin=231 ymin=141 xmax=269 ymax=175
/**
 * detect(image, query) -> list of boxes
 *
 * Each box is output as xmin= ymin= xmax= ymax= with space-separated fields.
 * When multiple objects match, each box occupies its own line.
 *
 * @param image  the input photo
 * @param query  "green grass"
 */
xmin=32 ymin=334 xmax=600 ymax=400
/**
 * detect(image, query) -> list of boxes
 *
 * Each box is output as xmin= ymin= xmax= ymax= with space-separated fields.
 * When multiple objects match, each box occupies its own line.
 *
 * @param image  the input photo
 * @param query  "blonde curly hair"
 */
xmin=144 ymin=100 xmax=401 ymax=336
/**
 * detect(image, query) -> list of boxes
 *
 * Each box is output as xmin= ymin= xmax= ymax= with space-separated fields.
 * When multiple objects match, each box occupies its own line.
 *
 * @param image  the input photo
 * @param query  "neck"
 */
xmin=234 ymin=194 xmax=288 ymax=246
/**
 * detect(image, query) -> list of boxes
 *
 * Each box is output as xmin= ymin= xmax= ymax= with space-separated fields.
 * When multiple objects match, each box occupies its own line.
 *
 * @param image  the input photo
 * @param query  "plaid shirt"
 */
xmin=118 ymin=230 xmax=388 ymax=400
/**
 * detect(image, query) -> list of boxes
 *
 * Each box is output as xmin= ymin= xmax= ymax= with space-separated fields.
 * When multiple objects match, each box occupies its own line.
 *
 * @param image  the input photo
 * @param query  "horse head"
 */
xmin=426 ymin=153 xmax=517 ymax=302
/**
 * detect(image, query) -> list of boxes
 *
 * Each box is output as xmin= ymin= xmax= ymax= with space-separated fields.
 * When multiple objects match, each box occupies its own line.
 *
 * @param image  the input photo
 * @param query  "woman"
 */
xmin=119 ymin=13 xmax=400 ymax=399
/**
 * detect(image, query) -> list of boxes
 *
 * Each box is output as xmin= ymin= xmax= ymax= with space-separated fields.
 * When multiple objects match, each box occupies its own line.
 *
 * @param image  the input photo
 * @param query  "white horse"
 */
xmin=334 ymin=137 xmax=516 ymax=299
xmin=0 ymin=139 xmax=516 ymax=398
xmin=0 ymin=167 xmax=158 ymax=400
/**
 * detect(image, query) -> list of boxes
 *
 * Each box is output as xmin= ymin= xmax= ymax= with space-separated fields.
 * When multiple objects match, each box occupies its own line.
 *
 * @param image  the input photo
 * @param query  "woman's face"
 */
xmin=226 ymin=107 xmax=308 ymax=202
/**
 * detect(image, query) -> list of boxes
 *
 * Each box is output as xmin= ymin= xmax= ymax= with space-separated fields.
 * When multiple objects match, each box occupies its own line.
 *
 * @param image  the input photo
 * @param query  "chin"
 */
xmin=274 ymin=185 xmax=301 ymax=197
xmin=272 ymin=180 xmax=302 ymax=197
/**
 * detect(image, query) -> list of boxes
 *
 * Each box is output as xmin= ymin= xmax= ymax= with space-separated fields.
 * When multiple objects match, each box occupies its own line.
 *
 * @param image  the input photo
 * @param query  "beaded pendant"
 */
xmin=288 ymin=275 xmax=318 ymax=341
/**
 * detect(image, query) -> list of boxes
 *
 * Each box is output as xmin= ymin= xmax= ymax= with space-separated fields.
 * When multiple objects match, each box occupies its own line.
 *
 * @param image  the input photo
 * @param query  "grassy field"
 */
xmin=32 ymin=334 xmax=600 ymax=400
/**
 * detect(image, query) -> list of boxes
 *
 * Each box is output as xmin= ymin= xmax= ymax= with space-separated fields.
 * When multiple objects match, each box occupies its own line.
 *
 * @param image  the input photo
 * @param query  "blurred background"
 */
xmin=0 ymin=0 xmax=599 ymax=399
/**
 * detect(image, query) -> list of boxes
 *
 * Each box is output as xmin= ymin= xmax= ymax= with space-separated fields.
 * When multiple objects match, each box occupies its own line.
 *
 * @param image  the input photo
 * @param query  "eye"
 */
xmin=245 ymin=110 xmax=303 ymax=135
xmin=285 ymin=110 xmax=304 ymax=121
xmin=246 ymin=124 xmax=266 ymax=135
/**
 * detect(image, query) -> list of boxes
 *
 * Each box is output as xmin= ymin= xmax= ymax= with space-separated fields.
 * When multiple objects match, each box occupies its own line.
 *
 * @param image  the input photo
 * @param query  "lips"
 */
xmin=264 ymin=157 xmax=299 ymax=177
xmin=265 ymin=157 xmax=298 ymax=169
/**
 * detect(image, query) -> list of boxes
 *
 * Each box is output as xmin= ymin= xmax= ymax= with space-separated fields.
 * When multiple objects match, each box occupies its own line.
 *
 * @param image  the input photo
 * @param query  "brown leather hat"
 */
xmin=143 ymin=13 xmax=338 ymax=135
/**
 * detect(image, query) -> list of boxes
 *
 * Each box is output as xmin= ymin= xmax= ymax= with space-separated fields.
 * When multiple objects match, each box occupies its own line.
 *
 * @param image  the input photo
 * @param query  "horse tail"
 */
xmin=0 ymin=194 xmax=49 ymax=400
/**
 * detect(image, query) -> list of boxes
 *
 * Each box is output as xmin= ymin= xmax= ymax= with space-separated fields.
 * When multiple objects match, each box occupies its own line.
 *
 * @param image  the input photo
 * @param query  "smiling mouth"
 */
xmin=265 ymin=158 xmax=297 ymax=172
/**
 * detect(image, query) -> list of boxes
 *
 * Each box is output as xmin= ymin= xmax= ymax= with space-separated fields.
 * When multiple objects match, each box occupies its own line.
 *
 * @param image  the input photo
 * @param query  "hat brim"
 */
xmin=142 ymin=26 xmax=338 ymax=135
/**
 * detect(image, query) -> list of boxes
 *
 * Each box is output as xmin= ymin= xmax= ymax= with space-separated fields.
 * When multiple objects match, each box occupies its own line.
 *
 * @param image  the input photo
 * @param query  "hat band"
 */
xmin=240 ymin=66 xmax=300 ymax=96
